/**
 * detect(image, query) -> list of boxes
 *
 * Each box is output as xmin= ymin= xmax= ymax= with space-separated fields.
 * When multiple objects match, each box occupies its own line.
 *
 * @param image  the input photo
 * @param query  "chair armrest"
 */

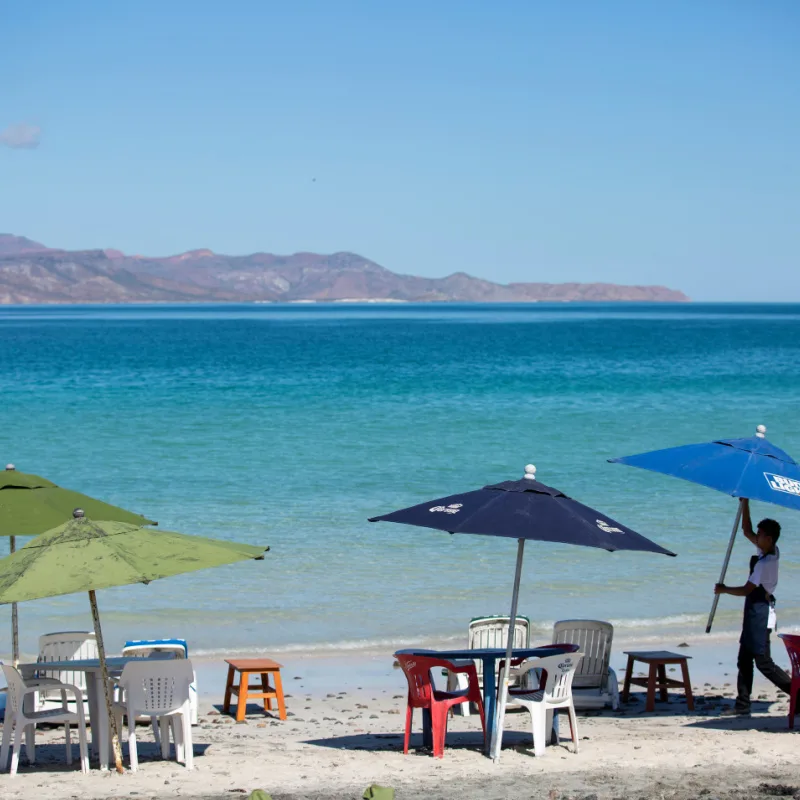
xmin=25 ymin=677 xmax=65 ymax=687
xmin=51 ymin=683 xmax=85 ymax=704
xmin=442 ymin=660 xmax=478 ymax=676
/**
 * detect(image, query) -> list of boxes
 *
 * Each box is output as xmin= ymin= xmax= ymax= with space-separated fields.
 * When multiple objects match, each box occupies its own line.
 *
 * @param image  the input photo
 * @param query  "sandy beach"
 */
xmin=2 ymin=633 xmax=797 ymax=800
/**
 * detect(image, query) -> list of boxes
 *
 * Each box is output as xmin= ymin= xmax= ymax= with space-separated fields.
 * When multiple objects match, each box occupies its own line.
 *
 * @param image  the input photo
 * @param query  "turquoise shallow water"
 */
xmin=0 ymin=303 xmax=798 ymax=658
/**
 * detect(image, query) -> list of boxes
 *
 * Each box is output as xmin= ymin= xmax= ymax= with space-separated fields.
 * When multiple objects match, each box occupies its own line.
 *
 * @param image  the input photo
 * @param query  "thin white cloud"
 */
xmin=0 ymin=123 xmax=41 ymax=149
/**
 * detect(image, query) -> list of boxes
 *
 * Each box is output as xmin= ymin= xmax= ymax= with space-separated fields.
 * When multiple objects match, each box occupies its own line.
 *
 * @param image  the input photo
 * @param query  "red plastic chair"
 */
xmin=395 ymin=654 xmax=486 ymax=758
xmin=778 ymin=634 xmax=800 ymax=729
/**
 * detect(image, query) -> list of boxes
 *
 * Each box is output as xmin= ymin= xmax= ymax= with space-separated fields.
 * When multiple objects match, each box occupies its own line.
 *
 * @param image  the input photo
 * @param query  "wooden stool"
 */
xmin=621 ymin=650 xmax=694 ymax=712
xmin=223 ymin=658 xmax=287 ymax=721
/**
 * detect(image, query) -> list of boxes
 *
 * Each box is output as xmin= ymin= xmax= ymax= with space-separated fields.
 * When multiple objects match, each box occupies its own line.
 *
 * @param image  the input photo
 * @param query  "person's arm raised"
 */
xmin=740 ymin=498 xmax=758 ymax=545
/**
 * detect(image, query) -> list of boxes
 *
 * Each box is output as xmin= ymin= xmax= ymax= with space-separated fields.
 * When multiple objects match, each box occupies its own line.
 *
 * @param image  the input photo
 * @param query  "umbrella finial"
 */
xmin=756 ymin=424 xmax=767 ymax=439
xmin=5 ymin=464 xmax=15 ymax=471
xmin=523 ymin=464 xmax=536 ymax=481
xmin=73 ymin=508 xmax=85 ymax=519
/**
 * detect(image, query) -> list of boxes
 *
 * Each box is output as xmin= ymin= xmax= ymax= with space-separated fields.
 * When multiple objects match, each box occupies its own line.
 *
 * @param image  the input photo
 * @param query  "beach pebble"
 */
xmin=678 ymin=642 xmax=690 ymax=648
xmin=370 ymin=714 xmax=379 ymax=719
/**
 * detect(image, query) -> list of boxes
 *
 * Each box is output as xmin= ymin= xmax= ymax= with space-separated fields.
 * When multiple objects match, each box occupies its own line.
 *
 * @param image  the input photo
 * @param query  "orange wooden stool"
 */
xmin=223 ymin=658 xmax=287 ymax=721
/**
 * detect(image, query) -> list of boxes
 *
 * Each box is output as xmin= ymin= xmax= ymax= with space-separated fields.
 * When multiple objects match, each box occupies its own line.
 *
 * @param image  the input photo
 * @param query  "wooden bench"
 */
xmin=621 ymin=650 xmax=694 ymax=712
xmin=223 ymin=658 xmax=287 ymax=721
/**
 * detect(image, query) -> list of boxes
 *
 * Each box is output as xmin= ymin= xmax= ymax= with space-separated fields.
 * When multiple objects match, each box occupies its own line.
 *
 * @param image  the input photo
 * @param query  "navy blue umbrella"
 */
xmin=369 ymin=464 xmax=674 ymax=760
xmin=610 ymin=424 xmax=800 ymax=631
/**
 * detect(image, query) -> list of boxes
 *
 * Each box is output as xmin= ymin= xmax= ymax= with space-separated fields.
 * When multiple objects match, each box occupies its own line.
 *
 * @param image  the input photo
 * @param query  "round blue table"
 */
xmin=395 ymin=644 xmax=578 ymax=754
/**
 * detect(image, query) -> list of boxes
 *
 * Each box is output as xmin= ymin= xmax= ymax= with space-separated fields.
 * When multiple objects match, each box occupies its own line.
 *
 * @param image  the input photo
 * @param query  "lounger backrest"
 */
xmin=552 ymin=620 xmax=613 ymax=689
xmin=37 ymin=631 xmax=98 ymax=693
xmin=468 ymin=616 xmax=530 ymax=677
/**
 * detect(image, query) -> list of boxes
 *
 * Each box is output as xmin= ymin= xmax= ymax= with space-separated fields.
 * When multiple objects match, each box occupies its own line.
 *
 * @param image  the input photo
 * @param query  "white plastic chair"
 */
xmin=506 ymin=651 xmax=583 ymax=757
xmin=112 ymin=659 xmax=194 ymax=771
xmin=447 ymin=615 xmax=531 ymax=716
xmin=121 ymin=639 xmax=198 ymax=725
xmin=36 ymin=631 xmax=97 ymax=708
xmin=0 ymin=664 xmax=89 ymax=776
xmin=552 ymin=620 xmax=619 ymax=710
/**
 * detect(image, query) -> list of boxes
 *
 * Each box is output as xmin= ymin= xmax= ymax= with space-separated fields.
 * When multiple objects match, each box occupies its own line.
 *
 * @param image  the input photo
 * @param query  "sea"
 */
xmin=1 ymin=302 xmax=798 ymax=660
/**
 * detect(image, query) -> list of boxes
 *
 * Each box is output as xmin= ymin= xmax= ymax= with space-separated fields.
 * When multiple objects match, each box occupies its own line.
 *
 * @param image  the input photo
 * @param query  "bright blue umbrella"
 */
xmin=610 ymin=424 xmax=800 ymax=631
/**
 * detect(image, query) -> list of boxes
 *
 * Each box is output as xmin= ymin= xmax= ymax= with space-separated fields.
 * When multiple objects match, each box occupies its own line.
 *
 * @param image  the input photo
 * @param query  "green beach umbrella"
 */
xmin=0 ymin=511 xmax=268 ymax=774
xmin=0 ymin=464 xmax=156 ymax=664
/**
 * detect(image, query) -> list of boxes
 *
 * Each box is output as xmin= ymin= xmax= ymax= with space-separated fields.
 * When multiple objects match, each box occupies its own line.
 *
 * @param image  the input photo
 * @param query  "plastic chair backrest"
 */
xmin=396 ymin=654 xmax=460 ymax=708
xmin=1 ymin=663 xmax=27 ymax=714
xmin=552 ymin=620 xmax=612 ymax=689
xmin=779 ymin=633 xmax=800 ymax=679
xmin=517 ymin=652 xmax=582 ymax=703
xmin=118 ymin=659 xmax=194 ymax=716
xmin=468 ymin=616 xmax=530 ymax=677
xmin=37 ymin=631 xmax=98 ymax=692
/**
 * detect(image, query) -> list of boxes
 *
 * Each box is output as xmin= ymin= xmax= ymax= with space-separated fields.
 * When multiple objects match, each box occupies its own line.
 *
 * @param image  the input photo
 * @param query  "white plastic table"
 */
xmin=19 ymin=657 xmax=137 ymax=771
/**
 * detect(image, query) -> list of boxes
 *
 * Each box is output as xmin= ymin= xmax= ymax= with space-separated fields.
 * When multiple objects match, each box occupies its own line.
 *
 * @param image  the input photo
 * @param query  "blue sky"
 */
xmin=1 ymin=1 xmax=798 ymax=300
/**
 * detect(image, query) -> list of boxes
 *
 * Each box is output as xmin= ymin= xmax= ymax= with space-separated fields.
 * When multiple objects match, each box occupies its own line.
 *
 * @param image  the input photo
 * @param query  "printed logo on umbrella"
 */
xmin=429 ymin=504 xmax=463 ymax=514
xmin=764 ymin=472 xmax=800 ymax=497
xmin=596 ymin=519 xmax=623 ymax=534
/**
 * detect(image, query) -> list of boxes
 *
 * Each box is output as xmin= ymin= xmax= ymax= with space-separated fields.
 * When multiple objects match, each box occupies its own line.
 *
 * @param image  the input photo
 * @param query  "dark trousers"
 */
xmin=735 ymin=630 xmax=792 ymax=710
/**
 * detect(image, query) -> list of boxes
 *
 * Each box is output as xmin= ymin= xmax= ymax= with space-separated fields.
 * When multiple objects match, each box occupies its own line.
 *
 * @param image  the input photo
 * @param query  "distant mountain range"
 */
xmin=0 ymin=234 xmax=689 ymax=304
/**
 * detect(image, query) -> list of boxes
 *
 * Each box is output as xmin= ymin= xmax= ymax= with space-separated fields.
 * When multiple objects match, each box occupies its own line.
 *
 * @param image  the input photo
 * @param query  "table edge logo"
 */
xmin=430 ymin=504 xmax=463 ymax=514
xmin=764 ymin=472 xmax=800 ymax=497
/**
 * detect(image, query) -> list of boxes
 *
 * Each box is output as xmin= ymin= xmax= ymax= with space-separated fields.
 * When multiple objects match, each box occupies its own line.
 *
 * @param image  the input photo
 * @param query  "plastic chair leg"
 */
xmin=78 ymin=719 xmax=89 ymax=774
xmin=127 ymin=717 xmax=139 ymax=772
xmin=182 ymin=712 xmax=193 ymax=769
xmin=64 ymin=722 xmax=72 ymax=765
xmin=172 ymin=716 xmax=184 ymax=763
xmin=567 ymin=705 xmax=579 ymax=753
xmin=9 ymin=722 xmax=23 ymax=776
xmin=0 ymin=715 xmax=12 ymax=771
xmin=151 ymin=715 xmax=161 ymax=746
xmin=431 ymin=705 xmax=449 ymax=759
xmin=531 ymin=708 xmax=548 ymax=757
xmin=24 ymin=722 xmax=35 ymax=764
xmin=160 ymin=717 xmax=171 ymax=760
xmin=789 ymin=685 xmax=797 ymax=730
xmin=403 ymin=705 xmax=412 ymax=755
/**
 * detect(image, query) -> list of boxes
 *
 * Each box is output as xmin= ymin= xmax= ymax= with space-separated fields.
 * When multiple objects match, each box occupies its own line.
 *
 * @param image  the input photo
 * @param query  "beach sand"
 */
xmin=1 ymin=635 xmax=797 ymax=800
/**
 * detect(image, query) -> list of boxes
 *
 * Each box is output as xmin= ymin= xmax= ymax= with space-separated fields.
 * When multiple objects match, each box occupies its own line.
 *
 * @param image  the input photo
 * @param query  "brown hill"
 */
xmin=0 ymin=235 xmax=689 ymax=304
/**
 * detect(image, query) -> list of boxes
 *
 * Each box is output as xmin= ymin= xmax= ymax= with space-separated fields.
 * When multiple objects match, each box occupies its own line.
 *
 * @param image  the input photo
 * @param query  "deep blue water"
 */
xmin=1 ymin=303 xmax=798 ymax=657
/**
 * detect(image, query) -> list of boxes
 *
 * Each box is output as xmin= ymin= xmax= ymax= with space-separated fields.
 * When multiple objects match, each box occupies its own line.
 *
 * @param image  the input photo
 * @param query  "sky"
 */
xmin=1 ymin=1 xmax=798 ymax=301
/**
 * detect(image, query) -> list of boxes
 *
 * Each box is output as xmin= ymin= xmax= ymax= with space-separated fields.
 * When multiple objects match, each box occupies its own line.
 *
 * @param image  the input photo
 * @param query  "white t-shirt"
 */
xmin=748 ymin=545 xmax=780 ymax=596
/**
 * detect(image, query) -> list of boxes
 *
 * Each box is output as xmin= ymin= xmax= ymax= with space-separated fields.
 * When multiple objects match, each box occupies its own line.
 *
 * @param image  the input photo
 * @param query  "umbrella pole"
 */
xmin=706 ymin=499 xmax=744 ymax=634
xmin=10 ymin=536 xmax=18 ymax=666
xmin=88 ymin=590 xmax=124 ymax=773
xmin=490 ymin=537 xmax=525 ymax=762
